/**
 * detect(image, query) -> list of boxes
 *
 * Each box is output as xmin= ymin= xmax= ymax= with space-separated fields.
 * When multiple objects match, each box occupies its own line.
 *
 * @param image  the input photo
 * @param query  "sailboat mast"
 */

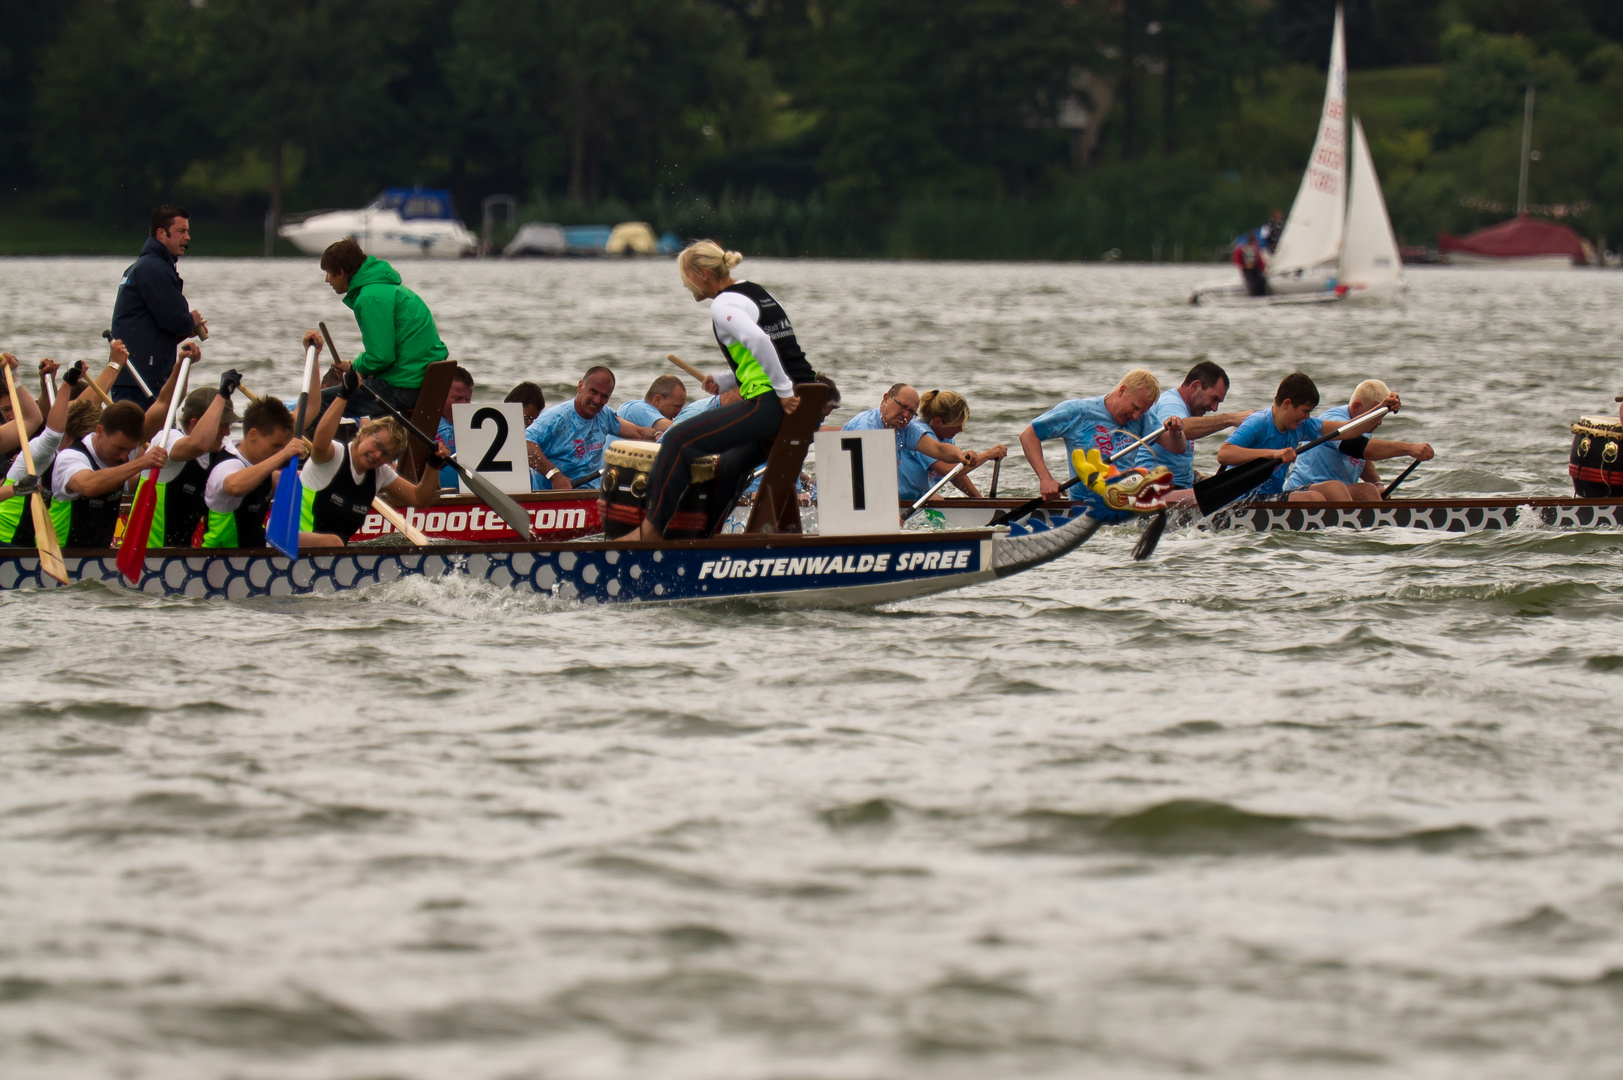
xmin=1517 ymin=85 xmax=1535 ymax=217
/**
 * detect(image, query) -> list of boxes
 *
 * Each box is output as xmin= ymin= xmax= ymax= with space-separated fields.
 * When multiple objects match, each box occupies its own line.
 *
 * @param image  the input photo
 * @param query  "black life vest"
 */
xmin=62 ymin=437 xmax=124 ymax=549
xmin=714 ymin=281 xmax=817 ymax=388
xmin=163 ymin=452 xmax=214 ymax=547
xmin=309 ymin=442 xmax=379 ymax=539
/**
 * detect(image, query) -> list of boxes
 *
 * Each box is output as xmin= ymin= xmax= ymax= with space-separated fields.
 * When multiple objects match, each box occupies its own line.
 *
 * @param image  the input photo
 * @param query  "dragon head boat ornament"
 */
xmin=1069 ymin=448 xmax=1174 ymax=524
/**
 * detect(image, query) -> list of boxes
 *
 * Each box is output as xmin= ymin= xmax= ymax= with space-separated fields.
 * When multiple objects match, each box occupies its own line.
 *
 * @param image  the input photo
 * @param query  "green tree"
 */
xmin=31 ymin=0 xmax=210 ymax=215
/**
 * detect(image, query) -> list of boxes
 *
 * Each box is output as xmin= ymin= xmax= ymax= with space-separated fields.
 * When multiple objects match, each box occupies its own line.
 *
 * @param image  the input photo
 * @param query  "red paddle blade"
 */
xmin=116 ymin=468 xmax=161 ymax=584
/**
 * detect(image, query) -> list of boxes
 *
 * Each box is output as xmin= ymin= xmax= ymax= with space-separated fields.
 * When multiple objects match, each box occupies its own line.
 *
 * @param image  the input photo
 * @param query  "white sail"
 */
xmin=1270 ymin=5 xmax=1347 ymax=275
xmin=1339 ymin=118 xmax=1405 ymax=291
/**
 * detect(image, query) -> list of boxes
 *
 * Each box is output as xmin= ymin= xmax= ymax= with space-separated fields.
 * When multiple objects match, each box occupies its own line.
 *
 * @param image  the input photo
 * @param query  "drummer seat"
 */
xmin=742 ymin=382 xmax=829 ymax=534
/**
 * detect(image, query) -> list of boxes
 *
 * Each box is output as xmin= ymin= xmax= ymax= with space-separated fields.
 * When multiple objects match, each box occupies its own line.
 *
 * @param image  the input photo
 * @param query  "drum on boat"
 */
xmin=600 ymin=441 xmax=718 ymax=539
xmin=1569 ymin=417 xmax=1623 ymax=497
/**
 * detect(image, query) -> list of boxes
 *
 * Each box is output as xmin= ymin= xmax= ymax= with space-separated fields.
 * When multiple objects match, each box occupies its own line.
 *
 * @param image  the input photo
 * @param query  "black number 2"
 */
xmin=472 ymin=407 xmax=513 ymax=472
xmin=841 ymin=437 xmax=866 ymax=510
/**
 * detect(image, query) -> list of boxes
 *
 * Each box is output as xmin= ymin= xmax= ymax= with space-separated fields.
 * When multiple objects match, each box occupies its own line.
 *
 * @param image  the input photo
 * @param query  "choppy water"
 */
xmin=3 ymin=257 xmax=1623 ymax=1079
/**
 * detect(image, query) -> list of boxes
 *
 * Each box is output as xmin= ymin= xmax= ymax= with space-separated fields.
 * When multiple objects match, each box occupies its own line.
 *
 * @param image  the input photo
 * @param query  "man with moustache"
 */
xmin=1138 ymin=361 xmax=1253 ymax=503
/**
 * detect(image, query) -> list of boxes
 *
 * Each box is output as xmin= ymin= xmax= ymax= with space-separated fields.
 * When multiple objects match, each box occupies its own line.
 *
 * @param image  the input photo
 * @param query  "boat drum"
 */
xmin=599 ymin=441 xmax=719 ymax=540
xmin=1570 ymin=417 xmax=1623 ymax=497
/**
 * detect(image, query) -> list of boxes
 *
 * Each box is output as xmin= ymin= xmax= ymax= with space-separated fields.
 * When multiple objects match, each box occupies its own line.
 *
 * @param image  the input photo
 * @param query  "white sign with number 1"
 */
xmin=813 ymin=428 xmax=899 ymax=536
xmin=451 ymin=402 xmax=530 ymax=495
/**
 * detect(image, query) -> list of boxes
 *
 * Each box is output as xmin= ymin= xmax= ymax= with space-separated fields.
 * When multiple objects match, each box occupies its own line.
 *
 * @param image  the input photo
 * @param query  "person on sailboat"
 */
xmin=1260 ymin=209 xmax=1285 ymax=253
xmin=1234 ymin=233 xmax=1269 ymax=297
xmin=1282 ymin=380 xmax=1434 ymax=501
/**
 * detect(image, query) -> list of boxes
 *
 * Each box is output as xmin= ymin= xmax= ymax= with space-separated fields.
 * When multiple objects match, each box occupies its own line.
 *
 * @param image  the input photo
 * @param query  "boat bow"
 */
xmin=992 ymin=511 xmax=1103 ymax=577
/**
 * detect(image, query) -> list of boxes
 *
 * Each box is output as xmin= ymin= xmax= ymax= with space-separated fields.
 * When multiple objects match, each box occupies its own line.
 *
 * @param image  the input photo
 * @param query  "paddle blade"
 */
xmin=457 ymin=464 xmax=532 ymax=540
xmin=265 ymin=461 xmax=302 ymax=559
xmin=1131 ymin=510 xmax=1169 ymax=561
xmin=29 ymin=494 xmax=68 ymax=585
xmin=1193 ymin=459 xmax=1274 ymax=516
xmin=116 ymin=470 xmax=160 ymax=584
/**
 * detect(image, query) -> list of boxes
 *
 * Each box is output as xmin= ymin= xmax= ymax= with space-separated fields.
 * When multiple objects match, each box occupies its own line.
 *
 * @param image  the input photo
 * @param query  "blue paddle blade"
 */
xmin=265 ymin=461 xmax=302 ymax=559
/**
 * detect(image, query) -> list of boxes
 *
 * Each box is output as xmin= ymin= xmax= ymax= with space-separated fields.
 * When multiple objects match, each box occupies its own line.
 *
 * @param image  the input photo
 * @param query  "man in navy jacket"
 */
xmin=109 ymin=205 xmax=207 ymax=404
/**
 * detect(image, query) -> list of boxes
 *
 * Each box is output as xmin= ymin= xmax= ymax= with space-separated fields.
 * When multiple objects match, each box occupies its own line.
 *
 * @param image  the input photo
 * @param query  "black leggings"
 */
xmin=646 ymin=394 xmax=784 ymax=535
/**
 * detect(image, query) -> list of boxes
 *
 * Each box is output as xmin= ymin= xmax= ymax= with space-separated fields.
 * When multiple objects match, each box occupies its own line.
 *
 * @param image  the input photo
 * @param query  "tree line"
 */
xmin=2 ymin=0 xmax=1620 ymax=257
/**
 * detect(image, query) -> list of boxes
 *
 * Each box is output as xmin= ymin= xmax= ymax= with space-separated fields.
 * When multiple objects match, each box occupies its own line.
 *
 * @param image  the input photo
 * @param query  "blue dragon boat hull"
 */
xmin=0 ymin=513 xmax=1101 ymax=607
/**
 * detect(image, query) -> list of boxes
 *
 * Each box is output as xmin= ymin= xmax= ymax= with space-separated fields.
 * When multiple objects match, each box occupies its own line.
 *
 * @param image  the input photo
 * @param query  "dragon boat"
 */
xmin=0 ymin=383 xmax=1139 ymax=607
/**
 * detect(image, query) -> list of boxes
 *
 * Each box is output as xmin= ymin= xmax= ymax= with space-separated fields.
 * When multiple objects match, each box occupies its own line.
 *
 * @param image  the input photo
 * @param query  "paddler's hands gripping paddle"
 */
xmin=116 ymin=353 xmax=192 ymax=583
xmin=990 ymin=424 xmax=1169 ymax=526
xmin=2 ymin=357 xmax=67 ymax=585
xmin=319 ymin=324 xmax=532 ymax=541
xmin=1193 ymin=406 xmax=1390 ymax=517
xmin=265 ymin=345 xmax=318 ymax=558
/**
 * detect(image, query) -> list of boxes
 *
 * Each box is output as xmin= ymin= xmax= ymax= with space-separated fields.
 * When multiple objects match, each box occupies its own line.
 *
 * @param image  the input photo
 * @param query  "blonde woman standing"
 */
xmin=639 ymin=242 xmax=819 ymax=539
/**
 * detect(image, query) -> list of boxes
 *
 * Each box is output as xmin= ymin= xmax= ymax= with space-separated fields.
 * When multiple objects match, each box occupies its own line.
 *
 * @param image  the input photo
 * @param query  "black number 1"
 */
xmin=841 ymin=437 xmax=866 ymax=510
xmin=472 ymin=407 xmax=513 ymax=472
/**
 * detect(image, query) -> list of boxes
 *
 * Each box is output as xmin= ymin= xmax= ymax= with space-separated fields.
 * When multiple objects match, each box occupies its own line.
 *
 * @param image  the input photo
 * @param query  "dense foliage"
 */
xmin=2 ymin=0 xmax=1619 ymax=256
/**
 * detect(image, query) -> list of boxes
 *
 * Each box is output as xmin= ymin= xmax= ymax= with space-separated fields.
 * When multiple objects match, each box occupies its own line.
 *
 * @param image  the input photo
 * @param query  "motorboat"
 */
xmin=278 ymin=187 xmax=477 ymax=259
xmin=1189 ymin=6 xmax=1405 ymax=305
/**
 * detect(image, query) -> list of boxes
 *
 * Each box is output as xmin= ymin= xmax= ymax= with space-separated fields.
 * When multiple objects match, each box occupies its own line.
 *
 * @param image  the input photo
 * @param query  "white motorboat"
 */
xmin=1189 ymin=6 xmax=1405 ymax=305
xmin=279 ymin=187 xmax=477 ymax=259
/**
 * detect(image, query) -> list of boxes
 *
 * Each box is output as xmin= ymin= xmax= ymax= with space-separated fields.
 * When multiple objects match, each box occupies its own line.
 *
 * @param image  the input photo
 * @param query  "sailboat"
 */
xmin=1189 ymin=6 xmax=1405 ymax=305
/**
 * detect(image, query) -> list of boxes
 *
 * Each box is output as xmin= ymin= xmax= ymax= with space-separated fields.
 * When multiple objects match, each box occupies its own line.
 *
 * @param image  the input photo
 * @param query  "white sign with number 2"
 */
xmin=451 ymin=401 xmax=530 ymax=495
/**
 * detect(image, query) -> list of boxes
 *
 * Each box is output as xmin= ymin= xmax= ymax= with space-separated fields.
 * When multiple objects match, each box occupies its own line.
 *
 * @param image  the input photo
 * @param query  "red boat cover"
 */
xmin=1438 ymin=216 xmax=1588 ymax=264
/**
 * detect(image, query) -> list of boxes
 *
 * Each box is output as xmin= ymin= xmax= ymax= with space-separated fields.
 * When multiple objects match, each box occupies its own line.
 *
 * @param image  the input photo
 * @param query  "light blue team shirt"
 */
xmin=1284 ymin=405 xmax=1364 ymax=491
xmin=524 ymin=401 xmax=623 ymax=488
xmin=616 ymin=399 xmax=665 ymax=430
xmin=899 ymin=432 xmax=956 ymax=500
xmin=842 ymin=408 xmax=933 ymax=495
xmin=436 ymin=417 xmax=458 ymax=489
xmin=675 ymin=395 xmax=722 ymax=423
xmin=1225 ymin=409 xmax=1325 ymax=497
xmin=1030 ymin=396 xmax=1154 ymax=482
xmin=1139 ymin=388 xmax=1196 ymax=488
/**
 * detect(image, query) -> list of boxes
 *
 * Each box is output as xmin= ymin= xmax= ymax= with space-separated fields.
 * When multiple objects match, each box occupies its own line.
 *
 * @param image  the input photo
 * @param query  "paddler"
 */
xmin=0 ymin=353 xmax=45 ymax=465
xmin=315 ymin=238 xmax=450 ymax=418
xmin=636 ymin=242 xmax=820 ymax=540
xmin=616 ymin=375 xmax=687 ymax=438
xmin=201 ymin=397 xmax=302 ymax=549
xmin=49 ymin=401 xmax=167 ymax=548
xmin=0 ymin=356 xmax=70 ymax=543
xmin=1217 ymin=372 xmax=1402 ymax=503
xmin=132 ymin=342 xmax=244 ymax=546
xmin=297 ymin=368 xmax=447 ymax=547
xmin=524 ymin=366 xmax=657 ymax=491
xmin=1139 ymin=361 xmax=1252 ymax=503
xmin=885 ymin=388 xmax=1005 ymax=499
xmin=1018 ymin=369 xmax=1186 ymax=499
xmin=1281 ymin=379 xmax=1434 ymax=501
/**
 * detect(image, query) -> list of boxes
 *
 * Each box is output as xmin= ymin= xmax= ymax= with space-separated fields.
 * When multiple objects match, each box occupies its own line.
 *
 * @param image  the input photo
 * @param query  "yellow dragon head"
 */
xmin=1071 ymin=448 xmax=1174 ymax=514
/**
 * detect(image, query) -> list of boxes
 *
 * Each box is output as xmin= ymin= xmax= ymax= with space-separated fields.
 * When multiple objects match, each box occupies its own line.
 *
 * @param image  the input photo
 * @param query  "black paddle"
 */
xmin=1193 ymin=407 xmax=1390 ymax=517
xmin=990 ymin=424 xmax=1167 ymax=526
xmin=1381 ymin=459 xmax=1421 ymax=499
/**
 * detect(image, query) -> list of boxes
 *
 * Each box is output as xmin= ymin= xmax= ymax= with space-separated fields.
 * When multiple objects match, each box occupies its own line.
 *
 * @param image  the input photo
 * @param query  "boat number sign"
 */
xmin=452 ymin=402 xmax=530 ymax=495
xmin=814 ymin=429 xmax=900 ymax=536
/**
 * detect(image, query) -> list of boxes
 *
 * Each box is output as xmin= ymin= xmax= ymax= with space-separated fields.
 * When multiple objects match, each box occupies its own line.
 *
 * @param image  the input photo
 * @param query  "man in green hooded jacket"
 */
xmin=316 ymin=237 xmax=449 ymax=418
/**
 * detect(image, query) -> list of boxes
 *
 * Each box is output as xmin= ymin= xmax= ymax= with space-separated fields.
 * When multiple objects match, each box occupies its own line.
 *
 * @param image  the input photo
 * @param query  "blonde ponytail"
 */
xmin=918 ymin=389 xmax=969 ymax=428
xmin=679 ymin=239 xmax=743 ymax=283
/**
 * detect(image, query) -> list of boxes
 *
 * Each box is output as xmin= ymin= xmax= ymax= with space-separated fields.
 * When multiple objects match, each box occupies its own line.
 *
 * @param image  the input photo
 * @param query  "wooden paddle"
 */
xmin=987 ymin=457 xmax=1000 ymax=498
xmin=265 ymin=345 xmax=318 ymax=558
xmin=990 ymin=424 xmax=1168 ymax=526
xmin=901 ymin=463 xmax=965 ymax=522
xmin=80 ymin=374 xmax=116 ymax=408
xmin=115 ymin=355 xmax=191 ymax=582
xmin=2 ymin=362 xmax=67 ymax=584
xmin=1381 ymin=459 xmax=1421 ymax=499
xmin=1193 ymin=406 xmax=1390 ymax=517
xmin=667 ymin=353 xmax=707 ymax=382
xmin=319 ymin=324 xmax=532 ymax=540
